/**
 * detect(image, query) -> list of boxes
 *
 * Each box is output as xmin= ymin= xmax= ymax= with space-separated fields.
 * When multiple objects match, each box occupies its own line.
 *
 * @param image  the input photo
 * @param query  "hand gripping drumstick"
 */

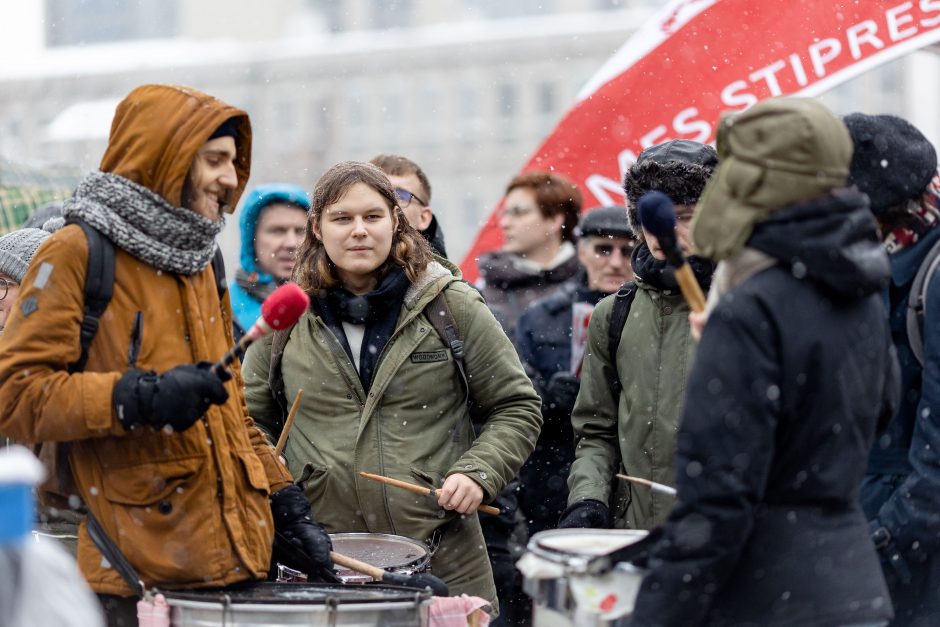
xmin=212 ymin=282 xmax=310 ymax=379
xmin=359 ymin=471 xmax=501 ymax=516
xmin=637 ymin=191 xmax=707 ymax=313
xmin=329 ymin=551 xmax=450 ymax=596
xmin=274 ymin=389 xmax=304 ymax=457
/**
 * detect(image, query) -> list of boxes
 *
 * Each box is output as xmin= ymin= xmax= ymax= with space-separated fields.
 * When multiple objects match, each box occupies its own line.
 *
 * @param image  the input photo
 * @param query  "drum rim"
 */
xmin=160 ymin=582 xmax=431 ymax=605
xmin=527 ymin=528 xmax=650 ymax=557
xmin=329 ymin=531 xmax=430 ymax=570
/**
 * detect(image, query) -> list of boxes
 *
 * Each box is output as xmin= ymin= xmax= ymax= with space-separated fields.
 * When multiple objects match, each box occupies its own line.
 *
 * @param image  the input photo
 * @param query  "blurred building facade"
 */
xmin=0 ymin=0 xmax=937 ymax=264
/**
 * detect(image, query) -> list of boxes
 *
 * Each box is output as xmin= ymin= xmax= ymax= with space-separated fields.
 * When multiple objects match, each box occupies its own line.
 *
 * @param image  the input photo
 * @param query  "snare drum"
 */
xmin=330 ymin=532 xmax=431 ymax=584
xmin=518 ymin=529 xmax=648 ymax=627
xmin=164 ymin=582 xmax=431 ymax=626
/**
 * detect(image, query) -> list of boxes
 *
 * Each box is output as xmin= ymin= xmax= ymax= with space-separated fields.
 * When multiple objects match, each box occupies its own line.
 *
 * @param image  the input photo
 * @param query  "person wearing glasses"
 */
xmin=370 ymin=154 xmax=448 ymax=258
xmin=477 ymin=171 xmax=582 ymax=347
xmin=515 ymin=205 xmax=635 ymax=540
xmin=230 ymin=183 xmax=310 ymax=334
xmin=560 ymin=139 xmax=717 ymax=532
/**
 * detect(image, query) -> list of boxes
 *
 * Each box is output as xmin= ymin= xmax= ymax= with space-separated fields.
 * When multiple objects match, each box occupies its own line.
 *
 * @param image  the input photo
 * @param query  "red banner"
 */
xmin=460 ymin=0 xmax=940 ymax=281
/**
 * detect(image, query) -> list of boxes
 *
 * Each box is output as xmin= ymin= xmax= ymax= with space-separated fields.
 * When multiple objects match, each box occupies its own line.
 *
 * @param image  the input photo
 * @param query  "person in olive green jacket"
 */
xmin=242 ymin=161 xmax=542 ymax=614
xmin=559 ymin=140 xmax=716 ymax=531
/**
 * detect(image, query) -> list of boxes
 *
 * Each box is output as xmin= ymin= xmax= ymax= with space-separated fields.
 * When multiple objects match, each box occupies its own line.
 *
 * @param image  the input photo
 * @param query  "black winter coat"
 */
xmin=630 ymin=193 xmax=899 ymax=627
xmin=516 ymin=275 xmax=608 ymax=534
xmin=860 ymin=222 xmax=940 ymax=626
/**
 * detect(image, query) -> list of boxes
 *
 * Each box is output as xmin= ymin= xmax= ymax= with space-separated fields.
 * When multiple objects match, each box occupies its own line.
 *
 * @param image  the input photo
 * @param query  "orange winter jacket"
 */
xmin=0 ymin=84 xmax=292 ymax=595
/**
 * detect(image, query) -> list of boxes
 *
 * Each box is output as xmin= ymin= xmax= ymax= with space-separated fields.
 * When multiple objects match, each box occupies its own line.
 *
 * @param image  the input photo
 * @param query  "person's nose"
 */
xmin=607 ymin=248 xmax=626 ymax=269
xmin=219 ymin=163 xmax=238 ymax=190
xmin=284 ymin=229 xmax=302 ymax=250
xmin=351 ymin=217 xmax=368 ymax=237
xmin=498 ymin=211 xmax=512 ymax=230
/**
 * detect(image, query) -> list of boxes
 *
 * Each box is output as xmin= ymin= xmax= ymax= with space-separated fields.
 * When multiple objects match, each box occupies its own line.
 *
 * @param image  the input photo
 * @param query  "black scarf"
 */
xmin=631 ymin=242 xmax=715 ymax=293
xmin=315 ymin=267 xmax=412 ymax=391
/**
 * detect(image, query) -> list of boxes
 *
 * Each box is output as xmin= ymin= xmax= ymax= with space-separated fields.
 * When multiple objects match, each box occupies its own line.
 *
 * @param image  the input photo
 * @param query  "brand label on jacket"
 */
xmin=410 ymin=349 xmax=449 ymax=363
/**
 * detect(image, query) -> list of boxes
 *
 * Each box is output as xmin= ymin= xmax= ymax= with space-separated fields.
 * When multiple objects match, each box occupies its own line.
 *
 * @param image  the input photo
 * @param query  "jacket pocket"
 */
xmin=101 ymin=456 xmax=202 ymax=506
xmin=297 ymin=462 xmax=329 ymax=504
xmin=99 ymin=456 xmax=214 ymax=583
xmin=410 ymin=467 xmax=442 ymax=490
xmin=238 ymin=453 xmax=271 ymax=496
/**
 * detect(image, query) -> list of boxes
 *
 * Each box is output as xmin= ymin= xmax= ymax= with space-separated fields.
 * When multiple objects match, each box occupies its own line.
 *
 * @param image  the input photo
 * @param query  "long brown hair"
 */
xmin=294 ymin=161 xmax=433 ymax=293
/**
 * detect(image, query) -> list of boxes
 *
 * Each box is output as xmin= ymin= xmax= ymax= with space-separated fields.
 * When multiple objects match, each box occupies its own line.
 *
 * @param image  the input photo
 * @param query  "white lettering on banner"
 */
xmin=721 ymin=80 xmax=759 ymax=109
xmin=640 ymin=125 xmax=668 ymax=148
xmin=809 ymin=38 xmax=842 ymax=77
xmin=585 ymin=174 xmax=625 ymax=206
xmin=888 ymin=2 xmax=918 ymax=40
xmin=582 ymin=2 xmax=940 ymax=209
xmin=788 ymin=54 xmax=809 ymax=86
xmin=847 ymin=20 xmax=886 ymax=58
xmin=673 ymin=107 xmax=712 ymax=142
xmin=923 ymin=0 xmax=940 ymax=27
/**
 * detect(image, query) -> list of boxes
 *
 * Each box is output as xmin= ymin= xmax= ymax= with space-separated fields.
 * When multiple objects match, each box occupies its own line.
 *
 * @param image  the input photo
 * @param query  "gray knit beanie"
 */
xmin=0 ymin=228 xmax=53 ymax=282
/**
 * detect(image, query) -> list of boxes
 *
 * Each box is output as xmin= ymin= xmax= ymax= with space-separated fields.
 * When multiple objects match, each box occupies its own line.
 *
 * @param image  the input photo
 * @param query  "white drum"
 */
xmin=518 ymin=529 xmax=648 ymax=627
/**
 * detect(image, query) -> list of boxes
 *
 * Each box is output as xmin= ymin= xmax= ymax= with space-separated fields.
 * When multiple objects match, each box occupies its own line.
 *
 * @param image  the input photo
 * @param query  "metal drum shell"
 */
xmin=164 ymin=582 xmax=431 ymax=627
xmin=521 ymin=529 xmax=648 ymax=627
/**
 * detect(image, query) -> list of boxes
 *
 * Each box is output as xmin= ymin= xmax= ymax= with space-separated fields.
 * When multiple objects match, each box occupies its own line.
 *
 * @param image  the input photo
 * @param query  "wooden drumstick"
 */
xmin=274 ymin=389 xmax=304 ymax=457
xmin=358 ymin=471 xmax=501 ymax=516
xmin=616 ymin=473 xmax=677 ymax=496
xmin=331 ymin=550 xmax=450 ymax=595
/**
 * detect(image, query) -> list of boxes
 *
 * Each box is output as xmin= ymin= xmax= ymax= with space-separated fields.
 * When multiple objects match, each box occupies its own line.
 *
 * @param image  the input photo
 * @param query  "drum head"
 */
xmin=163 ymin=582 xmax=425 ymax=605
xmin=330 ymin=533 xmax=429 ymax=571
xmin=530 ymin=528 xmax=649 ymax=557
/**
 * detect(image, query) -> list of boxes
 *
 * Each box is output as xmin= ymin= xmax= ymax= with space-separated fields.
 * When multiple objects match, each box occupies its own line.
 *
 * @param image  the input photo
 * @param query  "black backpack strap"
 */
xmin=908 ymin=238 xmax=940 ymax=367
xmin=268 ymin=325 xmax=296 ymax=429
xmin=607 ymin=282 xmax=637 ymax=402
xmin=66 ymin=218 xmax=115 ymax=375
xmin=425 ymin=291 xmax=470 ymax=442
xmin=210 ymin=247 xmax=227 ymax=301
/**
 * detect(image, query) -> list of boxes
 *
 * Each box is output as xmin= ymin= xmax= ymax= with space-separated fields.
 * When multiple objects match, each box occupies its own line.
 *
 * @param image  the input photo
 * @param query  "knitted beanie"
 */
xmin=844 ymin=113 xmax=937 ymax=215
xmin=0 ymin=228 xmax=53 ymax=282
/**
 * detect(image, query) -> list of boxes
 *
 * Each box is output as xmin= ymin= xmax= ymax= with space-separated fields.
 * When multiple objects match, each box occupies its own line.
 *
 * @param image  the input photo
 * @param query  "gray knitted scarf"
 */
xmin=63 ymin=170 xmax=223 ymax=276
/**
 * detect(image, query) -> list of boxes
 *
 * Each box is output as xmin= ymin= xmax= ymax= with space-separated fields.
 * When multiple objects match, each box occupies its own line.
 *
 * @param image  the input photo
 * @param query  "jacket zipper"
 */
xmin=127 ymin=311 xmax=143 ymax=368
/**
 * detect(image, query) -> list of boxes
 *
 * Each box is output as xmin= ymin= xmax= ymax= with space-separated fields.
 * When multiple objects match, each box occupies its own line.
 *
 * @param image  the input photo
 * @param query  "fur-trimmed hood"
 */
xmin=624 ymin=139 xmax=717 ymax=236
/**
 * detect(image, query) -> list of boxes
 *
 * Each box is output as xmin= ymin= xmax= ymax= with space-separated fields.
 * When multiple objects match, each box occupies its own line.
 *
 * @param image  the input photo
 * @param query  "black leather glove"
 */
xmin=270 ymin=484 xmax=336 ymax=582
xmin=113 ymin=361 xmax=229 ymax=432
xmin=544 ymin=372 xmax=581 ymax=418
xmin=557 ymin=499 xmax=611 ymax=529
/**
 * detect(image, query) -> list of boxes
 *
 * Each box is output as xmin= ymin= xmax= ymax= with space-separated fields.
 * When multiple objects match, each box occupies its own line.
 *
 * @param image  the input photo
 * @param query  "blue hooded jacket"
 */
xmin=230 ymin=183 xmax=310 ymax=331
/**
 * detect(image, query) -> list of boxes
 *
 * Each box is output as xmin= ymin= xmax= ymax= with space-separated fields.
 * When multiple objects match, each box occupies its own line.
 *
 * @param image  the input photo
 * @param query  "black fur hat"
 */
xmin=844 ymin=113 xmax=937 ymax=215
xmin=624 ymin=139 xmax=718 ymax=236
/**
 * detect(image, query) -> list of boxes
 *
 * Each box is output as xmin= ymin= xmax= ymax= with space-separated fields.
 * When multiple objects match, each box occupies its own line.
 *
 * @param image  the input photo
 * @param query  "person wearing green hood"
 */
xmin=628 ymin=98 xmax=899 ymax=627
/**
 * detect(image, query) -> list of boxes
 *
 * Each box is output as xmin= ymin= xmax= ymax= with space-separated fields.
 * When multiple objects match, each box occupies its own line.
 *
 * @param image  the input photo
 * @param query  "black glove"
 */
xmin=557 ymin=499 xmax=610 ymax=529
xmin=544 ymin=372 xmax=581 ymax=417
xmin=113 ymin=361 xmax=229 ymax=432
xmin=270 ymin=484 xmax=336 ymax=582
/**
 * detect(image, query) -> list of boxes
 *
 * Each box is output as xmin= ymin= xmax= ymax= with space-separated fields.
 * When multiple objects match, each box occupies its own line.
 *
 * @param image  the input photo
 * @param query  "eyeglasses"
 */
xmin=593 ymin=243 xmax=635 ymax=258
xmin=0 ymin=277 xmax=16 ymax=301
xmin=394 ymin=187 xmax=428 ymax=208
xmin=500 ymin=205 xmax=537 ymax=219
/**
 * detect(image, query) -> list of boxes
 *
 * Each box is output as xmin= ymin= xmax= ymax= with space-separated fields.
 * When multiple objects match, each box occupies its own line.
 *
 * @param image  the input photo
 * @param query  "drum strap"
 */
xmin=85 ymin=510 xmax=146 ymax=599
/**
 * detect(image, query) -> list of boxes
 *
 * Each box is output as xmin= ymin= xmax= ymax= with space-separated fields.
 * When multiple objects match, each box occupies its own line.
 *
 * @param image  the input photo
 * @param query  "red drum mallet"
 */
xmin=212 ymin=282 xmax=310 ymax=379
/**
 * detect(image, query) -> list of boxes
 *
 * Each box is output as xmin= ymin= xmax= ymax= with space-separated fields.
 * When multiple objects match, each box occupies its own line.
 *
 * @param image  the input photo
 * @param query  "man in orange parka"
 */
xmin=0 ymin=84 xmax=333 ymax=625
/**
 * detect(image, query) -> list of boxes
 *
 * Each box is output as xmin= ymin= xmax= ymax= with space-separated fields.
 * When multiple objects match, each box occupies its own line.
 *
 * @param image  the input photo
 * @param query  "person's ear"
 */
xmin=551 ymin=212 xmax=565 ymax=235
xmin=311 ymin=220 xmax=322 ymax=241
xmin=417 ymin=206 xmax=433 ymax=231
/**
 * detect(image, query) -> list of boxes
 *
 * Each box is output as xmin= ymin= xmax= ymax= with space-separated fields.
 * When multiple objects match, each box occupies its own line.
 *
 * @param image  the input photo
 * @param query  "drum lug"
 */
xmin=327 ymin=596 xmax=339 ymax=627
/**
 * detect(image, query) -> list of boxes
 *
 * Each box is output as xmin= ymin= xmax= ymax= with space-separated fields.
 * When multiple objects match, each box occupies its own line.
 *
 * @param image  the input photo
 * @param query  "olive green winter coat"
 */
xmin=567 ymin=278 xmax=696 ymax=530
xmin=243 ymin=260 xmax=542 ymax=610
